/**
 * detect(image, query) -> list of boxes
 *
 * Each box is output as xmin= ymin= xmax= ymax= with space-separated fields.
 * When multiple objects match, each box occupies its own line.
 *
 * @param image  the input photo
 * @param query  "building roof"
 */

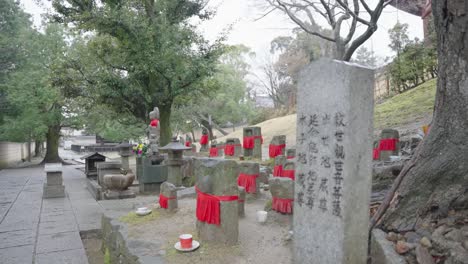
xmin=80 ymin=152 xmax=106 ymax=160
xmin=388 ymin=0 xmax=426 ymax=16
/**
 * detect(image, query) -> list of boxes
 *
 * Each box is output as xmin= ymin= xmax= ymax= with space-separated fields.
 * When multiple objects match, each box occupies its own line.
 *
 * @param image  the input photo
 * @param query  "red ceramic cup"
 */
xmin=179 ymin=234 xmax=193 ymax=249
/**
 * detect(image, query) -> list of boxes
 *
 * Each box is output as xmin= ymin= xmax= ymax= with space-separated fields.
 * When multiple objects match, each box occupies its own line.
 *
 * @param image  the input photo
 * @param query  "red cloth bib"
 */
xmin=200 ymin=134 xmax=209 ymax=145
xmin=273 ymin=165 xmax=283 ymax=177
xmin=281 ymin=169 xmax=295 ymax=180
xmin=209 ymin=147 xmax=218 ymax=157
xmin=185 ymin=141 xmax=191 ymax=147
xmin=373 ymin=148 xmax=380 ymax=160
xmin=272 ymin=197 xmax=293 ymax=214
xmin=243 ymin=136 xmax=263 ymax=149
xmin=150 ymin=119 xmax=159 ymax=127
xmin=268 ymin=144 xmax=286 ymax=158
xmin=196 ymin=187 xmax=238 ymax=225
xmin=224 ymin=144 xmax=241 ymax=156
xmin=378 ymin=138 xmax=398 ymax=151
xmin=287 ymin=156 xmax=295 ymax=159
xmin=159 ymin=194 xmax=175 ymax=209
xmin=237 ymin=173 xmax=258 ymax=193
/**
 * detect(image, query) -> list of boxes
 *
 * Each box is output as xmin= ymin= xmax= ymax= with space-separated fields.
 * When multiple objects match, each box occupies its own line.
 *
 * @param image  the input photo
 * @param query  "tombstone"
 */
xmin=269 ymin=135 xmax=286 ymax=158
xmin=224 ymin=138 xmax=242 ymax=157
xmin=195 ymin=158 xmax=239 ymax=245
xmin=377 ymin=129 xmax=400 ymax=161
xmin=294 ymin=59 xmax=374 ymax=263
xmin=159 ymin=138 xmax=191 ymax=187
xmin=286 ymin=148 xmax=296 ymax=159
xmin=273 ymin=155 xmax=286 ymax=177
xmin=159 ymin=181 xmax=177 ymax=211
xmin=117 ymin=142 xmax=133 ymax=170
xmin=238 ymin=186 xmax=246 ymax=217
xmin=81 ymin=152 xmax=106 ymax=178
xmin=237 ymin=161 xmax=260 ymax=196
xmin=43 ymin=163 xmax=65 ymax=198
xmin=282 ymin=161 xmax=295 ymax=180
xmin=268 ymin=177 xmax=294 ymax=214
xmin=242 ymin=127 xmax=262 ymax=159
xmin=96 ymin=162 xmax=121 ymax=187
xmin=199 ymin=130 xmax=209 ymax=152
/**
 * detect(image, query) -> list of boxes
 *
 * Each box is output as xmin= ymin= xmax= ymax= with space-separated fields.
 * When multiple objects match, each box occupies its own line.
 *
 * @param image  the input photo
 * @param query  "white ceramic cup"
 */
xmin=256 ymin=211 xmax=268 ymax=223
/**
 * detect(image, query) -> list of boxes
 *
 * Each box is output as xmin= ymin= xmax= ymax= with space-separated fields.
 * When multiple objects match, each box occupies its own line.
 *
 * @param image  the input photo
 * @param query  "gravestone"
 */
xmin=282 ymin=160 xmax=295 ymax=180
xmin=195 ymin=158 xmax=239 ymax=245
xmin=269 ymin=135 xmax=286 ymax=158
xmin=243 ymin=127 xmax=262 ymax=159
xmin=238 ymin=161 xmax=260 ymax=197
xmin=43 ymin=163 xmax=65 ymax=198
xmin=269 ymin=176 xmax=294 ymax=214
xmin=286 ymin=148 xmax=296 ymax=159
xmin=225 ymin=138 xmax=242 ymax=157
xmin=378 ymin=129 xmax=400 ymax=161
xmin=160 ymin=181 xmax=177 ymax=211
xmin=273 ymin=155 xmax=287 ymax=177
xmin=294 ymin=59 xmax=374 ymax=264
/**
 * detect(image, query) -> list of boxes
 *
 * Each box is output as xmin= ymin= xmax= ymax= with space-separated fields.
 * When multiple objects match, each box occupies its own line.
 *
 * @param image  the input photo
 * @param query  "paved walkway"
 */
xmin=0 ymin=165 xmax=103 ymax=264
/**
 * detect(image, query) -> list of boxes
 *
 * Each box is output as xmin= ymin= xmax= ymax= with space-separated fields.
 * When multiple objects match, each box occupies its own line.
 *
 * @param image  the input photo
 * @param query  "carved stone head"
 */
xmin=149 ymin=107 xmax=160 ymax=120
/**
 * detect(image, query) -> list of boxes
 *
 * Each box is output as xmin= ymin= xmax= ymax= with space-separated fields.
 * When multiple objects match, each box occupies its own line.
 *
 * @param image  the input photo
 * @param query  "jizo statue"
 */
xmin=148 ymin=107 xmax=160 ymax=156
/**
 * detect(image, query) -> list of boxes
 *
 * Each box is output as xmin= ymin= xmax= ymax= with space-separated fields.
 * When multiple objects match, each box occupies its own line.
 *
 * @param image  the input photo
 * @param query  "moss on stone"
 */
xmin=104 ymin=248 xmax=111 ymax=264
xmin=264 ymin=199 xmax=272 ymax=211
xmin=119 ymin=210 xmax=161 ymax=225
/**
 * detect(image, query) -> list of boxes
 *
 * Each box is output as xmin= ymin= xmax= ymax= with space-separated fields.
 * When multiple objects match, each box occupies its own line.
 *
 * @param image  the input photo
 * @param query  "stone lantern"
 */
xmin=159 ymin=137 xmax=191 ymax=187
xmin=117 ymin=142 xmax=133 ymax=170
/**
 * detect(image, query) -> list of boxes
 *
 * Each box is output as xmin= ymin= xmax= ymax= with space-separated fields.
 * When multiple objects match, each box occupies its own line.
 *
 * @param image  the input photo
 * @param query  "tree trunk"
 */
xmin=34 ymin=140 xmax=42 ymax=157
xmin=378 ymin=0 xmax=468 ymax=232
xmin=159 ymin=103 xmax=172 ymax=146
xmin=27 ymin=139 xmax=31 ymax=162
xmin=42 ymin=125 xmax=61 ymax=163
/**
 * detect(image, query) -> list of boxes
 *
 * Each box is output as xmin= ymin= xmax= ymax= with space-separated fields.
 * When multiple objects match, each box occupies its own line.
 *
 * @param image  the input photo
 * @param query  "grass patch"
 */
xmin=119 ymin=210 xmax=161 ymax=225
xmin=374 ymin=79 xmax=436 ymax=130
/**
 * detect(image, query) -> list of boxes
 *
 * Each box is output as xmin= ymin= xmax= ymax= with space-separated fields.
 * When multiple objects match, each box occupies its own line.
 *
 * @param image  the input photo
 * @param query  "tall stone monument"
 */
xmin=195 ymin=158 xmax=239 ymax=245
xmin=294 ymin=59 xmax=374 ymax=264
xmin=243 ymin=127 xmax=262 ymax=159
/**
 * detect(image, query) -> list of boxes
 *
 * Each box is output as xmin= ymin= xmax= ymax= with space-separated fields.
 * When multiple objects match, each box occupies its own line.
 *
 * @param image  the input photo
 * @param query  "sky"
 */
xmin=19 ymin=0 xmax=424 ymax=87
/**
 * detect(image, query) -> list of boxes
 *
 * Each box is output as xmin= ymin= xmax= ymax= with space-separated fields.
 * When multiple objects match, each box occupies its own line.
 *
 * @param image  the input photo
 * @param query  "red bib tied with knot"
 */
xmin=150 ymin=119 xmax=159 ymax=127
xmin=200 ymin=134 xmax=209 ymax=145
xmin=237 ymin=173 xmax=258 ymax=193
xmin=209 ymin=147 xmax=218 ymax=157
xmin=272 ymin=197 xmax=293 ymax=214
xmin=268 ymin=144 xmax=286 ymax=158
xmin=273 ymin=165 xmax=283 ymax=177
xmin=281 ymin=169 xmax=295 ymax=180
xmin=185 ymin=141 xmax=191 ymax=147
xmin=243 ymin=136 xmax=263 ymax=149
xmin=378 ymin=138 xmax=398 ymax=151
xmin=159 ymin=194 xmax=176 ymax=209
xmin=196 ymin=187 xmax=238 ymax=225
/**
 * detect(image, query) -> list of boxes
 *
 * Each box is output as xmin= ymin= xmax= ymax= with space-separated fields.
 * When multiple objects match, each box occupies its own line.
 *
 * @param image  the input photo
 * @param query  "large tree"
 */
xmin=52 ymin=0 xmax=224 ymax=146
xmin=265 ymin=0 xmax=391 ymax=61
xmin=373 ymin=0 xmax=468 ymax=232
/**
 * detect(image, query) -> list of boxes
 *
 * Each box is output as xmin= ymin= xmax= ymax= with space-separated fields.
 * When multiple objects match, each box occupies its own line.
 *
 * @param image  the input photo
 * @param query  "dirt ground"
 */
xmin=126 ymin=191 xmax=293 ymax=264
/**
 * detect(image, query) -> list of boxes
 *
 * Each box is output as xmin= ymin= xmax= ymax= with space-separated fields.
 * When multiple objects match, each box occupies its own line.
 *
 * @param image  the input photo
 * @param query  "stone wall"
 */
xmin=0 ymin=141 xmax=36 ymax=169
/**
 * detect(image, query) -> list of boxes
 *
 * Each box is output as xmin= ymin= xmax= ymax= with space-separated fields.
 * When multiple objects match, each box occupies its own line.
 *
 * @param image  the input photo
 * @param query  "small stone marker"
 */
xmin=286 ymin=148 xmax=296 ymax=159
xmin=269 ymin=135 xmax=286 ymax=158
xmin=273 ymin=155 xmax=286 ymax=177
xmin=377 ymin=129 xmax=400 ymax=161
xmin=43 ymin=163 xmax=65 ymax=198
xmin=195 ymin=158 xmax=239 ymax=245
xmin=269 ymin=176 xmax=294 ymax=214
xmin=159 ymin=181 xmax=177 ymax=211
xmin=294 ymin=59 xmax=374 ymax=263
xmin=237 ymin=162 xmax=260 ymax=197
xmin=224 ymin=138 xmax=242 ymax=157
xmin=243 ymin=127 xmax=262 ymax=159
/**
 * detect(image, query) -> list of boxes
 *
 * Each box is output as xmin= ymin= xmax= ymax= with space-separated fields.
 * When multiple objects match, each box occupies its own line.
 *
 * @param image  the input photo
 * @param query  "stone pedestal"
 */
xmin=43 ymin=163 xmax=65 ymax=198
xmin=139 ymin=157 xmax=167 ymax=193
xmin=294 ymin=59 xmax=373 ymax=263
xmin=160 ymin=181 xmax=178 ymax=211
xmin=243 ymin=127 xmax=262 ymax=159
xmin=238 ymin=186 xmax=246 ymax=217
xmin=195 ymin=158 xmax=239 ymax=245
xmin=238 ymin=161 xmax=260 ymax=197
xmin=269 ymin=135 xmax=286 ymax=158
xmin=378 ymin=129 xmax=400 ymax=161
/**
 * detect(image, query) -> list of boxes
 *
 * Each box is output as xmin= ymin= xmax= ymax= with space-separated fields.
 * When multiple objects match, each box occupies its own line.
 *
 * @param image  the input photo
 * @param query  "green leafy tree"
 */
xmin=52 ymin=0 xmax=225 ymax=145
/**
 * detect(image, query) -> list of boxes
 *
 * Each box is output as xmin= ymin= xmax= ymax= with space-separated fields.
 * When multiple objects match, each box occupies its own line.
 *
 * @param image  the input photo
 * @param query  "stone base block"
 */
xmin=86 ymin=178 xmax=103 ymax=200
xmin=43 ymin=184 xmax=65 ymax=198
xmin=104 ymin=189 xmax=136 ymax=200
xmin=139 ymin=183 xmax=161 ymax=194
xmin=46 ymin=172 xmax=63 ymax=185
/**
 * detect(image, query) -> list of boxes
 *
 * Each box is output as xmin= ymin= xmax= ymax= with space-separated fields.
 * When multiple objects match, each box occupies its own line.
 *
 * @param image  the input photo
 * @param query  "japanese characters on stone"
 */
xmin=296 ymin=111 xmax=346 ymax=217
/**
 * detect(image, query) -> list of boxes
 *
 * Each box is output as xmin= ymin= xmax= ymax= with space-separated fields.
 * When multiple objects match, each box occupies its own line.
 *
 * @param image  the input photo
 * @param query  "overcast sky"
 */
xmin=20 ymin=0 xmax=424 ymax=85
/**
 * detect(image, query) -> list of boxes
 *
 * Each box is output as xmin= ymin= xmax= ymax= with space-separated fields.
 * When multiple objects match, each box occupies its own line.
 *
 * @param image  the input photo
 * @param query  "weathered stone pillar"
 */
xmin=378 ymin=129 xmax=400 ymax=161
xmin=238 ymin=161 xmax=260 ymax=197
xmin=43 ymin=163 xmax=65 ymax=198
xmin=273 ymin=155 xmax=286 ymax=177
xmin=243 ymin=127 xmax=262 ymax=159
xmin=238 ymin=186 xmax=246 ymax=217
xmin=225 ymin=138 xmax=242 ymax=158
xmin=195 ymin=158 xmax=239 ymax=245
xmin=117 ymin=143 xmax=133 ymax=170
xmin=268 ymin=177 xmax=294 ymax=214
xmin=160 ymin=181 xmax=177 ymax=211
xmin=294 ymin=59 xmax=373 ymax=263
xmin=269 ymin=135 xmax=286 ymax=158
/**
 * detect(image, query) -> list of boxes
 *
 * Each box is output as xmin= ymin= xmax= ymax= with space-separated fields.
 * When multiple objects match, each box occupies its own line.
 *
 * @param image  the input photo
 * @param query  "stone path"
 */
xmin=0 ymin=165 xmax=103 ymax=264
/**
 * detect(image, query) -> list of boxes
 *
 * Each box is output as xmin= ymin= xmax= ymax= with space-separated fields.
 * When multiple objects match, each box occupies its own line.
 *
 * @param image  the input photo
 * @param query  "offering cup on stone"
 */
xmin=180 ymin=234 xmax=193 ymax=249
